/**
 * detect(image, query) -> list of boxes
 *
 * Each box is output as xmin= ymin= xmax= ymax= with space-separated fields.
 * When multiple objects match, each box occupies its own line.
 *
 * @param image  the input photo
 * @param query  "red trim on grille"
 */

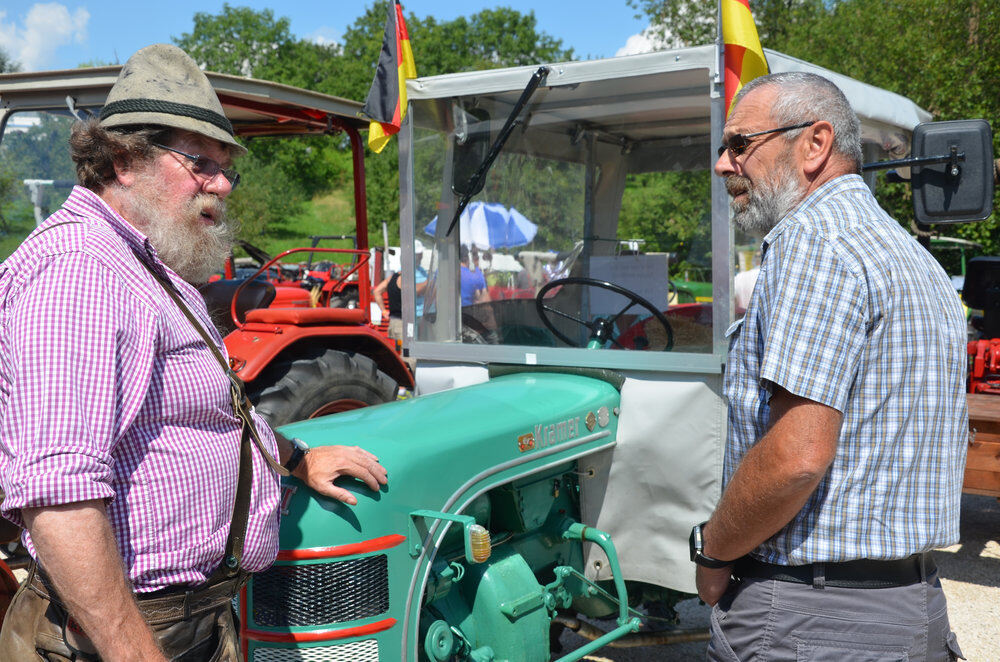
xmin=245 ymin=617 xmax=396 ymax=643
xmin=276 ymin=534 xmax=406 ymax=560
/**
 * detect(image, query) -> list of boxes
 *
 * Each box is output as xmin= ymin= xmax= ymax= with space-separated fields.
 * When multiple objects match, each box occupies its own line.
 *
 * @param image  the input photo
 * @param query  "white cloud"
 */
xmin=305 ymin=26 xmax=341 ymax=49
xmin=0 ymin=3 xmax=89 ymax=71
xmin=615 ymin=24 xmax=674 ymax=57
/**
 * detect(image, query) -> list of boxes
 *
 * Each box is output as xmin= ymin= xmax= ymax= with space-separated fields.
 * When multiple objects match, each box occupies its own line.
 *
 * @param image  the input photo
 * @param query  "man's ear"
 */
xmin=112 ymin=159 xmax=136 ymax=187
xmin=801 ymin=120 xmax=835 ymax=176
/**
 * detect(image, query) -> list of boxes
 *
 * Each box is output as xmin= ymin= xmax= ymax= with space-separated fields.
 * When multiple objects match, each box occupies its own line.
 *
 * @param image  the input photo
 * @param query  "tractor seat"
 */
xmin=198 ymin=278 xmax=277 ymax=336
xmin=244 ymin=307 xmax=367 ymax=326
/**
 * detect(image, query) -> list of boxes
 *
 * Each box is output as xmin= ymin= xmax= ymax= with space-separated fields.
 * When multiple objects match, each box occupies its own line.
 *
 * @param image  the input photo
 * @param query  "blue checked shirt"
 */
xmin=724 ymin=174 xmax=968 ymax=565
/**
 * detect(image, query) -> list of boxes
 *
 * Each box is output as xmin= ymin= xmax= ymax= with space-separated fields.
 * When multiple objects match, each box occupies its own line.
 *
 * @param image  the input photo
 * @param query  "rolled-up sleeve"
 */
xmin=1 ymin=252 xmax=156 ymax=522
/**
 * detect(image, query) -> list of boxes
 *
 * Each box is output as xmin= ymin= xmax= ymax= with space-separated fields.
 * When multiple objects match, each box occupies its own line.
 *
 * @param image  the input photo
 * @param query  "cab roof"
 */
xmin=0 ymin=65 xmax=368 ymax=138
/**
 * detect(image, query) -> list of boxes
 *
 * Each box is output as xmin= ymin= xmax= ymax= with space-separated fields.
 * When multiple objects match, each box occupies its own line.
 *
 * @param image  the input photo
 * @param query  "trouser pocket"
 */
xmin=794 ymin=630 xmax=908 ymax=661
xmin=706 ymin=603 xmax=742 ymax=662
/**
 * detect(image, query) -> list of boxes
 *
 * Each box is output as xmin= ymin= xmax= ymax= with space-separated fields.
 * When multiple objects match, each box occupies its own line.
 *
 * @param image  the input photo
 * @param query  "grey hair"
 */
xmin=734 ymin=72 xmax=863 ymax=171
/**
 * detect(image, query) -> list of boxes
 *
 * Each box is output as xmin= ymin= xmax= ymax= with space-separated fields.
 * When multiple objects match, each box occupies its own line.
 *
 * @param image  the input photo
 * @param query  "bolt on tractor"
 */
xmin=234 ymin=45 xmax=991 ymax=661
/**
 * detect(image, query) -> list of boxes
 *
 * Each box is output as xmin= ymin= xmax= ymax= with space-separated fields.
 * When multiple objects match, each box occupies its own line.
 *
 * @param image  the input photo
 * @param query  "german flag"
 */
xmin=722 ymin=0 xmax=768 ymax=116
xmin=363 ymin=0 xmax=417 ymax=153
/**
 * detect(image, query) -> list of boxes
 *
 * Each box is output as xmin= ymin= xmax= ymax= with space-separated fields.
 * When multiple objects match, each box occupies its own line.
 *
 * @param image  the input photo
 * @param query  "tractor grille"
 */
xmin=252 ymin=555 xmax=389 ymax=627
xmin=252 ymin=639 xmax=378 ymax=662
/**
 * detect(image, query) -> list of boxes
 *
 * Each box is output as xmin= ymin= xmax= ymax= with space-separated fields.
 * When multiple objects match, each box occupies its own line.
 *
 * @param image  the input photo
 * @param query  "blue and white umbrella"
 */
xmin=425 ymin=201 xmax=537 ymax=250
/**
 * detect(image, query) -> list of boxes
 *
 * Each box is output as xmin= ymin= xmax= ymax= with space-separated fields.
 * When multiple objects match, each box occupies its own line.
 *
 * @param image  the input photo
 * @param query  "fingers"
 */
xmin=299 ymin=445 xmax=387 ymax=505
xmin=321 ymin=484 xmax=359 ymax=506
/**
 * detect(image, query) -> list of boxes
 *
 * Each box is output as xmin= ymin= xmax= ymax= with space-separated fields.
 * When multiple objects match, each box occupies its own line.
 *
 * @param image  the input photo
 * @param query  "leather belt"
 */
xmin=28 ymin=563 xmax=247 ymax=626
xmin=734 ymin=553 xmax=934 ymax=589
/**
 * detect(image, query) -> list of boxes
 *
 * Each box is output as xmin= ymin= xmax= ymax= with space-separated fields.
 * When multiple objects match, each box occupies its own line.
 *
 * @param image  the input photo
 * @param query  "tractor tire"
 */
xmin=250 ymin=349 xmax=398 ymax=428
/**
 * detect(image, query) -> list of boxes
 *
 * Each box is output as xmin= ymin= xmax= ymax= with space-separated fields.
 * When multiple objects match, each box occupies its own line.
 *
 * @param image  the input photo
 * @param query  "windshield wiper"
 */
xmin=446 ymin=65 xmax=549 ymax=237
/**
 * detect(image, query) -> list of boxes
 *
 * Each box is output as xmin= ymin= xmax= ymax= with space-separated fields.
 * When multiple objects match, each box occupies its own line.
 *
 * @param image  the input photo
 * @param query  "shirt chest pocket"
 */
xmin=725 ymin=317 xmax=744 ymax=351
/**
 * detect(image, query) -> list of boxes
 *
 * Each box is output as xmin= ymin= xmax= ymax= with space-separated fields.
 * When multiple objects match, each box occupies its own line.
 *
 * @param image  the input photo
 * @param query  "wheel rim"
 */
xmin=308 ymin=398 xmax=371 ymax=418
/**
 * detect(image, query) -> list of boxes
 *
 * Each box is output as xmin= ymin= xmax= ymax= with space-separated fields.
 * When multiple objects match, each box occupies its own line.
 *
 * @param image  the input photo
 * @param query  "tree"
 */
xmin=171 ymin=4 xmax=574 ymax=245
xmin=780 ymin=0 xmax=1000 ymax=253
xmin=335 ymin=4 xmax=575 ymax=241
xmin=629 ymin=0 xmax=1000 ymax=255
xmin=626 ymin=0 xmax=826 ymax=50
xmin=175 ymin=4 xmax=297 ymax=78
xmin=173 ymin=6 xmax=352 ymax=240
xmin=1 ymin=46 xmax=19 ymax=73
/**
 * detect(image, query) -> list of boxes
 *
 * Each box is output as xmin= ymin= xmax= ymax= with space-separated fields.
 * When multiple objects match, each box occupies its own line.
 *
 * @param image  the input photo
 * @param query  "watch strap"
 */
xmin=690 ymin=521 xmax=733 ymax=569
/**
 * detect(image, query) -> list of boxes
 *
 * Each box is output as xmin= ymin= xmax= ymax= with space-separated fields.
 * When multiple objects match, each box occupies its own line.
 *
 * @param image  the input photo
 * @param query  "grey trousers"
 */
xmin=707 ymin=569 xmax=965 ymax=661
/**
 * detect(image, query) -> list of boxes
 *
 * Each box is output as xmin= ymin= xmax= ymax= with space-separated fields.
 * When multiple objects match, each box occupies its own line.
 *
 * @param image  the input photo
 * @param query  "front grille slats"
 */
xmin=252 ymin=639 xmax=379 ymax=661
xmin=251 ymin=554 xmax=389 ymax=627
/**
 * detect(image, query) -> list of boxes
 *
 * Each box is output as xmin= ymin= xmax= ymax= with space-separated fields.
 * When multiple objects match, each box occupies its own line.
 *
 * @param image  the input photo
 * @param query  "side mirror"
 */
xmin=911 ymin=119 xmax=994 ymax=224
xmin=451 ymin=106 xmax=491 ymax=197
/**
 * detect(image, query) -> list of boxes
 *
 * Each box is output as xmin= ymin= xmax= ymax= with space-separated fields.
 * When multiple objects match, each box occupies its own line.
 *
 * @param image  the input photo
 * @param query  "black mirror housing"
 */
xmin=911 ymin=119 xmax=994 ymax=224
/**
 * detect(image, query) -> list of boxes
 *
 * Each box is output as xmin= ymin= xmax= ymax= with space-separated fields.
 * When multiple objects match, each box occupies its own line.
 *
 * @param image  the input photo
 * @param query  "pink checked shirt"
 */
xmin=0 ymin=186 xmax=280 ymax=591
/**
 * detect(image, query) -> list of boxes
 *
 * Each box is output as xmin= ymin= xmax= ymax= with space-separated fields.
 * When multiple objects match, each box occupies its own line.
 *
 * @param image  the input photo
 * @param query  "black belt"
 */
xmin=734 ymin=553 xmax=934 ymax=589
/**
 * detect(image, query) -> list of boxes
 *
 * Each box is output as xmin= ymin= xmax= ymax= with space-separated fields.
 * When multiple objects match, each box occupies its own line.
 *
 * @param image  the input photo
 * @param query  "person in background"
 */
xmin=374 ymin=239 xmax=427 ymax=351
xmin=693 ymin=71 xmax=966 ymax=661
xmin=0 ymin=44 xmax=387 ymax=661
xmin=460 ymin=244 xmax=489 ymax=306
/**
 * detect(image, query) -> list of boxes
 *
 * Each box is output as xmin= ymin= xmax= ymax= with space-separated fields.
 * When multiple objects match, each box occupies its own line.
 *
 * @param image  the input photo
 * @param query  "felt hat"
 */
xmin=99 ymin=44 xmax=246 ymax=155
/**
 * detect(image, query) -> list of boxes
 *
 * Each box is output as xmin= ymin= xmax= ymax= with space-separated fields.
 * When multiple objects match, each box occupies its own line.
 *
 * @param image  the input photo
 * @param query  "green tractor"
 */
xmin=242 ymin=47 xmax=991 ymax=661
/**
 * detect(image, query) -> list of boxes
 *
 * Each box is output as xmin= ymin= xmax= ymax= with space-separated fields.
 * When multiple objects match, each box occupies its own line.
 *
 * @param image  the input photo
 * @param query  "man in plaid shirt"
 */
xmin=693 ymin=73 xmax=967 ymax=660
xmin=0 ymin=45 xmax=387 ymax=661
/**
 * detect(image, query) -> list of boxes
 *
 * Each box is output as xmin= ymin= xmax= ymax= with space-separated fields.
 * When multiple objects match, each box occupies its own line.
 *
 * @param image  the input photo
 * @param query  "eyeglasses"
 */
xmin=152 ymin=143 xmax=240 ymax=190
xmin=717 ymin=121 xmax=817 ymax=158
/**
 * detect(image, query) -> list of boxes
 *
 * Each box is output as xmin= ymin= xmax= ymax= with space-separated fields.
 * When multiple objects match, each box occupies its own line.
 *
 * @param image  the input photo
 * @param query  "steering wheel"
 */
xmin=535 ymin=277 xmax=673 ymax=351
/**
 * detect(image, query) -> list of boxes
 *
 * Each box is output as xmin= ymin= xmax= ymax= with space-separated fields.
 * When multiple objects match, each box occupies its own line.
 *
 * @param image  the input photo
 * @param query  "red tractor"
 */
xmin=965 ymin=257 xmax=1000 ymax=395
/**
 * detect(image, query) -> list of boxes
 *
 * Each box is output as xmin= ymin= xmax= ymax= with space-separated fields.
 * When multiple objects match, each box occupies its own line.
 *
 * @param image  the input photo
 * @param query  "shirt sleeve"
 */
xmin=757 ymin=225 xmax=868 ymax=412
xmin=1 ymin=252 xmax=156 ymax=520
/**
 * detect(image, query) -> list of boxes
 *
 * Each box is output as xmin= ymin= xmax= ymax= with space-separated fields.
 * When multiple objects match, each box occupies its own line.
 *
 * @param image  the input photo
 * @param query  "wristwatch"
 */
xmin=283 ymin=437 xmax=310 ymax=473
xmin=689 ymin=521 xmax=732 ymax=568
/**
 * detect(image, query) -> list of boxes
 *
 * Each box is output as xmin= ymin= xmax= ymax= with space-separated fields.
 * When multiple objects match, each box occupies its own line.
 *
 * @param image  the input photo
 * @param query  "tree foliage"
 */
xmin=0 ymin=46 xmax=19 ymax=73
xmin=626 ymin=0 xmax=826 ymax=49
xmin=172 ymin=3 xmax=573 ymax=245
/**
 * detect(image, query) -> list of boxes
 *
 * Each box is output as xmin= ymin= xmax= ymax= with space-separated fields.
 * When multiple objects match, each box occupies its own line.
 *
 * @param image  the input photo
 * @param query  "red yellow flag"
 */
xmin=363 ymin=1 xmax=418 ymax=153
xmin=722 ymin=0 xmax=769 ymax=116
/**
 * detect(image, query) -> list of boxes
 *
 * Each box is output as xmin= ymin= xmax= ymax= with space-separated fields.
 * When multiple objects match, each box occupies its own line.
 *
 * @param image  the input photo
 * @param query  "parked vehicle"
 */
xmin=237 ymin=46 xmax=989 ymax=661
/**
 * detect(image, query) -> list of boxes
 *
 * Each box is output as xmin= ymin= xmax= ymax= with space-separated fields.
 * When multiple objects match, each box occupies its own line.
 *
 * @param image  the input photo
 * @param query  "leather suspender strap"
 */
xmin=138 ymin=260 xmax=288 ymax=477
xmin=135 ymin=260 xmax=289 ymax=578
xmin=33 ymin=220 xmax=287 ymax=576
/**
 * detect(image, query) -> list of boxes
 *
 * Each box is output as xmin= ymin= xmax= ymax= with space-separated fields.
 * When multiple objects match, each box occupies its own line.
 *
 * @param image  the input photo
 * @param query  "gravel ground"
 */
xmin=937 ymin=493 xmax=1000 ymax=661
xmin=560 ymin=492 xmax=1000 ymax=661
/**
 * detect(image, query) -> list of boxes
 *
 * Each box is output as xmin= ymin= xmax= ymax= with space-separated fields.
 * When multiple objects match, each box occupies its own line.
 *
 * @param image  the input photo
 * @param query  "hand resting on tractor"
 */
xmin=293 ymin=445 xmax=388 ymax=505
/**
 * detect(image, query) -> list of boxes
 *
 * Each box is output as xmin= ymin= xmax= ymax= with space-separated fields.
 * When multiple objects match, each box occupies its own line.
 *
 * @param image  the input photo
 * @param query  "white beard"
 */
xmin=726 ymin=158 xmax=805 ymax=235
xmin=118 ymin=167 xmax=236 ymax=285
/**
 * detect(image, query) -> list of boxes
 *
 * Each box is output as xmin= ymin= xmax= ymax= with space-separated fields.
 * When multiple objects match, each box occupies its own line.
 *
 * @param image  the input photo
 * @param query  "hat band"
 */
xmin=100 ymin=99 xmax=234 ymax=136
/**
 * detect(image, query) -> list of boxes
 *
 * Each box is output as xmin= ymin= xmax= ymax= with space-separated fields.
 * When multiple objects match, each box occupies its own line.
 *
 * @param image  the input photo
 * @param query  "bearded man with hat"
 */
xmin=0 ymin=44 xmax=388 ymax=661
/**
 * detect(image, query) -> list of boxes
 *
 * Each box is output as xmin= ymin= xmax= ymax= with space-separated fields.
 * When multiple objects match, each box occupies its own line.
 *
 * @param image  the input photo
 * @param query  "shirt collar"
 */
xmin=65 ymin=185 xmax=169 ymax=274
xmin=759 ymin=173 xmax=867 ymax=258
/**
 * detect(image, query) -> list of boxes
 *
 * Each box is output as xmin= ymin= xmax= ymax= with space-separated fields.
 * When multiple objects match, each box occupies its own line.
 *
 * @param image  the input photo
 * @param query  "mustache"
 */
xmin=725 ymin=175 xmax=751 ymax=197
xmin=191 ymin=193 xmax=227 ymax=225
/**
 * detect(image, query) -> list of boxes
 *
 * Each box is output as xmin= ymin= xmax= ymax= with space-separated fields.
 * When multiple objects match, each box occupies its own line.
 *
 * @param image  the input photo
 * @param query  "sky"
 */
xmin=0 ymin=1 xmax=662 ymax=73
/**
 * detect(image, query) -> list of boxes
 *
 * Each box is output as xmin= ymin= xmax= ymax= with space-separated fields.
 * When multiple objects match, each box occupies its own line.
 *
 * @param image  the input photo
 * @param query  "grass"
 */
xmin=239 ymin=188 xmax=359 ymax=264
